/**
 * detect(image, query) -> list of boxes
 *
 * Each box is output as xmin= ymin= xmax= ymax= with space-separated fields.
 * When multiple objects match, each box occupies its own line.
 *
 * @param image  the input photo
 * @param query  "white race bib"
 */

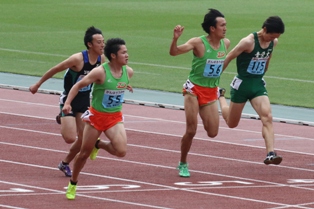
xmin=230 ymin=76 xmax=242 ymax=90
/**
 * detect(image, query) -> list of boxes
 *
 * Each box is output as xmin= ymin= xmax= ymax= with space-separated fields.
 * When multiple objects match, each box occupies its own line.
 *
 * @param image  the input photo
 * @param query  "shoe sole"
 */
xmin=178 ymin=168 xmax=190 ymax=177
xmin=66 ymin=195 xmax=75 ymax=200
xmin=264 ymin=156 xmax=282 ymax=165
xmin=179 ymin=174 xmax=190 ymax=178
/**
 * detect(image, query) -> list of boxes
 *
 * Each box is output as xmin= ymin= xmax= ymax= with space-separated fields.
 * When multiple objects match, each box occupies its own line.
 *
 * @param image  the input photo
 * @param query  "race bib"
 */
xmin=247 ymin=58 xmax=267 ymax=75
xmin=183 ymin=79 xmax=195 ymax=93
xmin=81 ymin=109 xmax=93 ymax=122
xmin=262 ymin=78 xmax=266 ymax=87
xmin=77 ymin=75 xmax=92 ymax=92
xmin=230 ymin=76 xmax=242 ymax=90
xmin=102 ymin=90 xmax=125 ymax=108
xmin=203 ymin=59 xmax=224 ymax=78
xmin=59 ymin=93 xmax=67 ymax=105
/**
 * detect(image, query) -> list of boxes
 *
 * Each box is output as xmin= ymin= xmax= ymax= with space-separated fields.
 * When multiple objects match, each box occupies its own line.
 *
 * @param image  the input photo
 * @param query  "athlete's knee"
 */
xmin=227 ymin=122 xmax=238 ymax=129
xmin=69 ymin=141 xmax=81 ymax=153
xmin=207 ymin=131 xmax=218 ymax=138
xmin=62 ymin=135 xmax=76 ymax=144
xmin=116 ymin=151 xmax=126 ymax=158
xmin=78 ymin=150 xmax=91 ymax=160
xmin=115 ymin=148 xmax=127 ymax=158
xmin=61 ymin=130 xmax=77 ymax=144
xmin=260 ymin=113 xmax=273 ymax=125
xmin=185 ymin=126 xmax=197 ymax=138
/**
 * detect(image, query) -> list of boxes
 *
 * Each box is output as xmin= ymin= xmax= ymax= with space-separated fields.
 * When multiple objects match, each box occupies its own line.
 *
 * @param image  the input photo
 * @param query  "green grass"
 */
xmin=0 ymin=0 xmax=313 ymax=108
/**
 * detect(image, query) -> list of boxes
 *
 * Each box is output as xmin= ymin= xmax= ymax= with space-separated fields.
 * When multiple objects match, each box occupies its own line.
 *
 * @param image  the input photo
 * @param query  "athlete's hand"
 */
xmin=127 ymin=84 xmax=133 ymax=93
xmin=173 ymin=25 xmax=184 ymax=39
xmin=29 ymin=84 xmax=40 ymax=94
xmin=62 ymin=104 xmax=72 ymax=115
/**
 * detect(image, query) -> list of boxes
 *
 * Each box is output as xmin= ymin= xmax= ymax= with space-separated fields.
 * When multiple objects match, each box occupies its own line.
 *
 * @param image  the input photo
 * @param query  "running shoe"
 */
xmin=219 ymin=88 xmax=226 ymax=97
xmin=264 ymin=151 xmax=282 ymax=165
xmin=177 ymin=162 xmax=190 ymax=177
xmin=66 ymin=182 xmax=77 ymax=200
xmin=89 ymin=138 xmax=100 ymax=160
xmin=58 ymin=161 xmax=72 ymax=177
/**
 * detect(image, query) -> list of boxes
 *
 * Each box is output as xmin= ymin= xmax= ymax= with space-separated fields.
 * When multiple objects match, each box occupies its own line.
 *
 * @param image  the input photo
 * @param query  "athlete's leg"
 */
xmin=62 ymin=113 xmax=85 ymax=163
xmin=60 ymin=116 xmax=78 ymax=144
xmin=199 ymin=102 xmax=219 ymax=138
xmin=180 ymin=94 xmax=199 ymax=163
xmin=100 ymin=123 xmax=128 ymax=157
xmin=71 ymin=123 xmax=101 ymax=182
xmin=219 ymin=95 xmax=246 ymax=128
xmin=250 ymin=95 xmax=274 ymax=153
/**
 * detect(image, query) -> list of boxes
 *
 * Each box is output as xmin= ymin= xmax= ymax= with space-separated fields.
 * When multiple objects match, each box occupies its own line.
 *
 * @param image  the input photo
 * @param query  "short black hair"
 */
xmin=104 ymin=38 xmax=126 ymax=61
xmin=84 ymin=26 xmax=103 ymax=49
xmin=262 ymin=16 xmax=285 ymax=34
xmin=201 ymin=8 xmax=225 ymax=34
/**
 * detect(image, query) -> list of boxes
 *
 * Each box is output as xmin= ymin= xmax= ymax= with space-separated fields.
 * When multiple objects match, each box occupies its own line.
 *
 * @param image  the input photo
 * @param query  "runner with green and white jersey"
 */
xmin=230 ymin=32 xmax=274 ymax=103
xmin=218 ymin=16 xmax=285 ymax=165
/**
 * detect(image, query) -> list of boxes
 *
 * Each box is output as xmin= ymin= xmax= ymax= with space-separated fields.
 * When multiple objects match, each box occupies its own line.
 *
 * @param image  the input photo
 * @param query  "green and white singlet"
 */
xmin=236 ymin=32 xmax=274 ymax=79
xmin=230 ymin=32 xmax=274 ymax=103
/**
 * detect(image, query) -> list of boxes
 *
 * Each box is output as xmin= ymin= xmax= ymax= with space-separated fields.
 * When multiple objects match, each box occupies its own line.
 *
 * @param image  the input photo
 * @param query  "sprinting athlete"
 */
xmin=218 ymin=16 xmax=285 ymax=165
xmin=63 ymin=38 xmax=133 ymax=200
xmin=169 ymin=8 xmax=230 ymax=177
xmin=29 ymin=26 xmax=105 ymax=176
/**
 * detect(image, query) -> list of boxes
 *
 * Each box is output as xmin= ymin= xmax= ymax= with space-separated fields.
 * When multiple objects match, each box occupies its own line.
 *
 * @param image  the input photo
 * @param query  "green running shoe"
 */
xmin=90 ymin=138 xmax=100 ymax=160
xmin=66 ymin=182 xmax=77 ymax=200
xmin=177 ymin=162 xmax=190 ymax=177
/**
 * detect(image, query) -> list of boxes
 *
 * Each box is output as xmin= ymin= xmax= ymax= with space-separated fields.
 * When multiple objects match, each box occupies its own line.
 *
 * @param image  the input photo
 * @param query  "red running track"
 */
xmin=0 ymin=88 xmax=314 ymax=209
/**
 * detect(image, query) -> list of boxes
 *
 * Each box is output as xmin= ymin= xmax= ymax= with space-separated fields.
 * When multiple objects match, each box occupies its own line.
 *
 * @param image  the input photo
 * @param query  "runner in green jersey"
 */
xmin=170 ymin=8 xmax=230 ymax=177
xmin=62 ymin=38 xmax=134 ymax=200
xmin=218 ymin=16 xmax=285 ymax=165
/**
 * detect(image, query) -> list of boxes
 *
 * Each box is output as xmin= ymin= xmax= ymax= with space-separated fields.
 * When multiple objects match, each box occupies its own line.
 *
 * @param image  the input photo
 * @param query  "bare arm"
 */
xmin=126 ymin=65 xmax=134 ymax=93
xmin=29 ymin=53 xmax=81 ymax=94
xmin=223 ymin=38 xmax=231 ymax=51
xmin=62 ymin=65 xmax=105 ymax=114
xmin=264 ymin=38 xmax=278 ymax=73
xmin=169 ymin=25 xmax=195 ymax=56
xmin=223 ymin=36 xmax=254 ymax=71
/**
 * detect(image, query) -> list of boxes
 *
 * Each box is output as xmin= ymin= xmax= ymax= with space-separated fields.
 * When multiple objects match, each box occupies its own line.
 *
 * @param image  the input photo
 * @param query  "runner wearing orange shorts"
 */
xmin=170 ymin=8 xmax=230 ymax=177
xmin=62 ymin=38 xmax=134 ymax=200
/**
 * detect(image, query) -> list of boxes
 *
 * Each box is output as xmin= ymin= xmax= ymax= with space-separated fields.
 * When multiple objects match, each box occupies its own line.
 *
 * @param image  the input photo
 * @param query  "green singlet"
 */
xmin=189 ymin=35 xmax=227 ymax=88
xmin=91 ymin=63 xmax=129 ymax=113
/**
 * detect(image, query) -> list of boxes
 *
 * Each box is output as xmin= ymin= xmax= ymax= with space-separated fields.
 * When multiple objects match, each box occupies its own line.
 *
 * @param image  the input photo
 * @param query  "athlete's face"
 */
xmin=262 ymin=27 xmax=281 ymax=42
xmin=116 ymin=45 xmax=128 ymax=65
xmin=213 ymin=17 xmax=227 ymax=38
xmin=264 ymin=32 xmax=281 ymax=42
xmin=90 ymin=34 xmax=105 ymax=55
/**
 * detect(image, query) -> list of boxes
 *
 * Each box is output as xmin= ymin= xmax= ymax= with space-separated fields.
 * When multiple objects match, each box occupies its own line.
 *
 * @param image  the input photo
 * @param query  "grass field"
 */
xmin=0 ymin=0 xmax=313 ymax=108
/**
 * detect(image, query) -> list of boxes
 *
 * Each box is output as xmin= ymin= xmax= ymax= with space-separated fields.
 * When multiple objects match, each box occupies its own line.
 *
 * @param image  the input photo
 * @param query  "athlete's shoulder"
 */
xmin=126 ymin=65 xmax=134 ymax=78
xmin=100 ymin=54 xmax=106 ymax=63
xmin=222 ymin=38 xmax=231 ymax=49
xmin=68 ymin=52 xmax=84 ymax=63
xmin=236 ymin=34 xmax=255 ymax=51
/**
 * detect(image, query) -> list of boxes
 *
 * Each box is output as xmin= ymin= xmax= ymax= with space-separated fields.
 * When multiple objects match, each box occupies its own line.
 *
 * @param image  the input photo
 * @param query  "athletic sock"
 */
xmin=70 ymin=180 xmax=77 ymax=185
xmin=95 ymin=139 xmax=100 ymax=149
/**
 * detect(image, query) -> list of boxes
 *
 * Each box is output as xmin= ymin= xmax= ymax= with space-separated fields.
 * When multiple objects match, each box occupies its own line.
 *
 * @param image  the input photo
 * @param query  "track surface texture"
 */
xmin=1 ymin=88 xmax=314 ymax=209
